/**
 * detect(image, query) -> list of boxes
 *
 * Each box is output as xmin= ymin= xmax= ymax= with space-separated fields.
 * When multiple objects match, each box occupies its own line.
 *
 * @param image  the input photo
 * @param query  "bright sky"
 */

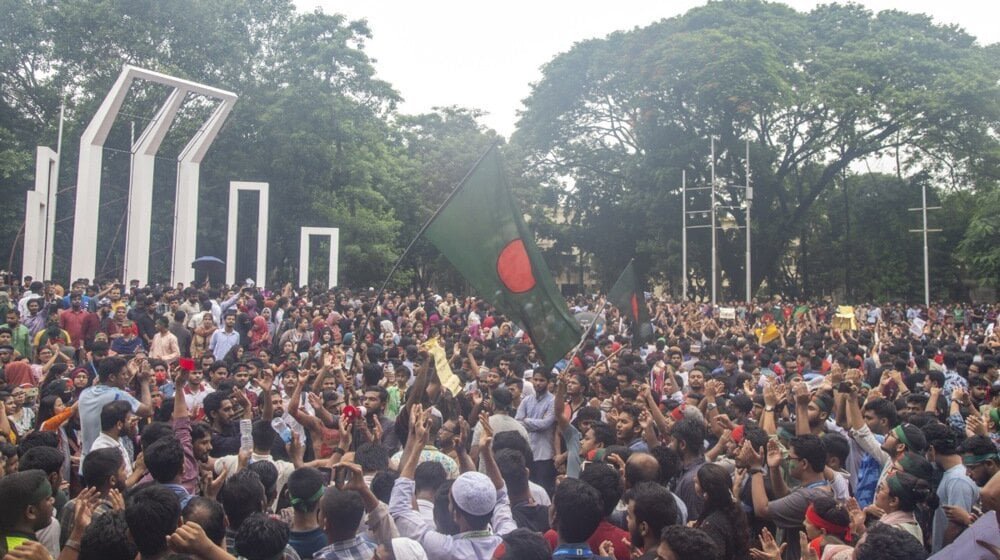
xmin=294 ymin=0 xmax=999 ymax=138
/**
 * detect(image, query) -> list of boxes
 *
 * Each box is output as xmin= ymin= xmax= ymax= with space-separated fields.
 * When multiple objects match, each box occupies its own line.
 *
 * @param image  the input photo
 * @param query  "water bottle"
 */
xmin=271 ymin=417 xmax=293 ymax=445
xmin=239 ymin=418 xmax=253 ymax=452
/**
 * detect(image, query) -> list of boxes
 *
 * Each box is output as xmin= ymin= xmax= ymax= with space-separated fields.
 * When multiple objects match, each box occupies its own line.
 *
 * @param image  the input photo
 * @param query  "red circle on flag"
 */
xmin=496 ymin=239 xmax=536 ymax=293
xmin=631 ymin=293 xmax=640 ymax=321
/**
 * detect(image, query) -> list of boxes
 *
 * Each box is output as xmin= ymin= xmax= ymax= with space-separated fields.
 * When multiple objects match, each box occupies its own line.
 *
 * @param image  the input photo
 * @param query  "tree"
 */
xmin=958 ymin=188 xmax=1000 ymax=288
xmin=513 ymin=1 xmax=1000 ymax=299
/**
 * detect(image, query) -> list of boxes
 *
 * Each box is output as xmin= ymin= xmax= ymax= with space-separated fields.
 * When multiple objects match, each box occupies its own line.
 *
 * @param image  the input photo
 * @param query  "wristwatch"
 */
xmin=749 ymin=467 xmax=765 ymax=475
xmin=706 ymin=402 xmax=718 ymax=410
xmin=764 ymin=405 xmax=775 ymax=412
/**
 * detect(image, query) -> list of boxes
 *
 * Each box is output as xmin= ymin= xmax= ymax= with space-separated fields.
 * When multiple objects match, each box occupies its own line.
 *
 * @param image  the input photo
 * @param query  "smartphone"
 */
xmin=838 ymin=382 xmax=853 ymax=393
xmin=334 ymin=465 xmax=352 ymax=487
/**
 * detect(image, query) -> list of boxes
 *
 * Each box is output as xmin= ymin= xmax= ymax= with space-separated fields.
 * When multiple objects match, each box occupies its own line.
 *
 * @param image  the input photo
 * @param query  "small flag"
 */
xmin=608 ymin=259 xmax=653 ymax=346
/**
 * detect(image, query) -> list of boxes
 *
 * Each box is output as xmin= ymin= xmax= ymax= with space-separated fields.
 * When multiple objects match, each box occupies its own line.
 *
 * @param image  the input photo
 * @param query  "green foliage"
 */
xmin=958 ymin=188 xmax=1000 ymax=287
xmin=513 ymin=0 xmax=1000 ymax=300
xmin=0 ymin=0 xmax=496 ymax=287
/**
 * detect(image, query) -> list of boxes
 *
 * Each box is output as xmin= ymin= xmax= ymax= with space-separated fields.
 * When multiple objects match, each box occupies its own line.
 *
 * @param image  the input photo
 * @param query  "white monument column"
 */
xmin=23 ymin=147 xmax=59 ymax=280
xmin=299 ymin=227 xmax=339 ymax=288
xmin=226 ymin=182 xmax=269 ymax=287
xmin=123 ymin=89 xmax=185 ymax=285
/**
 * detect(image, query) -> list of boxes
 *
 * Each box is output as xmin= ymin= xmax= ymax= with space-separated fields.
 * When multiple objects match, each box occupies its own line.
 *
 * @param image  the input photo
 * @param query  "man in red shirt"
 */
xmin=59 ymin=293 xmax=98 ymax=350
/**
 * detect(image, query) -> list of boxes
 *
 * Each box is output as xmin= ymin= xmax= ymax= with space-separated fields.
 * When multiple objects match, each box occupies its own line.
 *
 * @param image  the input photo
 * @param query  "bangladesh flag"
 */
xmin=608 ymin=259 xmax=654 ymax=346
xmin=424 ymin=146 xmax=582 ymax=366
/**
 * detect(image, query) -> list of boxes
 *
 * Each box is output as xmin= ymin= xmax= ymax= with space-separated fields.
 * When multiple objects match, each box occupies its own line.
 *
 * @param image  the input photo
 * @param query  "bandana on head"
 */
xmin=805 ymin=503 xmax=851 ymax=543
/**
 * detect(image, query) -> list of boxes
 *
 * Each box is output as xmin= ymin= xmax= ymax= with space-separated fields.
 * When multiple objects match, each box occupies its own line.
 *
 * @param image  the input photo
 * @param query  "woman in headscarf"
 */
xmin=249 ymin=315 xmax=272 ymax=353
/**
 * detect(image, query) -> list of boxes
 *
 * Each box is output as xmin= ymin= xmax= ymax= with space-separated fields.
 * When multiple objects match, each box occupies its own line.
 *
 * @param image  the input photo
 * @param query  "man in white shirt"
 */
xmin=90 ymin=401 xmax=136 ymax=477
xmin=209 ymin=311 xmax=241 ymax=361
xmin=214 ymin=419 xmax=294 ymax=511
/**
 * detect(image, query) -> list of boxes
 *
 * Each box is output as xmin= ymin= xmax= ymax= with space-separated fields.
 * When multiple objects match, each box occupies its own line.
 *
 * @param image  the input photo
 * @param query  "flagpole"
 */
xmin=353 ymin=144 xmax=500 ymax=364
xmin=560 ymin=299 xmax=609 ymax=375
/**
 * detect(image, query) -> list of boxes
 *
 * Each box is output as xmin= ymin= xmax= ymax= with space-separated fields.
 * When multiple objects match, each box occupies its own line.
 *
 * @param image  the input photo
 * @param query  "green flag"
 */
xmin=424 ymin=146 xmax=582 ymax=366
xmin=608 ymin=259 xmax=653 ymax=346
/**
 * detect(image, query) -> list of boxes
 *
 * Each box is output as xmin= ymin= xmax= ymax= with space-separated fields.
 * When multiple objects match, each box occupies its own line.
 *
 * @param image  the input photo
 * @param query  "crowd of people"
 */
xmin=0 ymin=276 xmax=998 ymax=560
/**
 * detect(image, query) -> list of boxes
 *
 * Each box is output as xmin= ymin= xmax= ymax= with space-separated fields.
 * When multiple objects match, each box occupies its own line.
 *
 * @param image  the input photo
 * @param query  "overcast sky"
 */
xmin=293 ymin=0 xmax=998 ymax=137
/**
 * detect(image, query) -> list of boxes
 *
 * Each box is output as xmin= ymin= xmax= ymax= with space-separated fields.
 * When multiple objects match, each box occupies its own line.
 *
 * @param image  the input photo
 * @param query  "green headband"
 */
xmin=30 ymin=478 xmax=53 ymax=504
xmin=290 ymin=487 xmax=324 ymax=507
xmin=897 ymin=453 xmax=920 ymax=476
xmin=963 ymin=453 xmax=1000 ymax=466
xmin=886 ymin=473 xmax=907 ymax=497
xmin=893 ymin=425 xmax=911 ymax=449
xmin=990 ymin=408 xmax=1000 ymax=427
xmin=777 ymin=427 xmax=796 ymax=441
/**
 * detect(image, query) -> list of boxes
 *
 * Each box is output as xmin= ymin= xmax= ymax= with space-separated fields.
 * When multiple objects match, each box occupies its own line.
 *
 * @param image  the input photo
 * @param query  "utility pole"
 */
xmin=681 ymin=169 xmax=687 ymax=300
xmin=710 ymin=137 xmax=717 ymax=306
xmin=909 ymin=183 xmax=941 ymax=307
xmin=745 ymin=139 xmax=752 ymax=303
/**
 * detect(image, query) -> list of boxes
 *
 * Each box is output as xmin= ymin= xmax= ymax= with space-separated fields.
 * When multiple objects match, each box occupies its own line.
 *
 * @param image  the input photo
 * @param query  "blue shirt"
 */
xmin=78 ymin=385 xmax=140 ymax=463
xmin=515 ymin=391 xmax=556 ymax=460
xmin=209 ymin=329 xmax=241 ymax=361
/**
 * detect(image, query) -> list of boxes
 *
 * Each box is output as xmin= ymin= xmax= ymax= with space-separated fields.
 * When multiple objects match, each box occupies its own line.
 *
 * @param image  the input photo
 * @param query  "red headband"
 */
xmin=671 ymin=404 xmax=686 ymax=421
xmin=731 ymin=425 xmax=745 ymax=445
xmin=805 ymin=504 xmax=851 ymax=543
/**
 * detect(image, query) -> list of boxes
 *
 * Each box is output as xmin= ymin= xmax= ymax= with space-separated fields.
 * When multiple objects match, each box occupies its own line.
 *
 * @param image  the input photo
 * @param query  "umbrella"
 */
xmin=191 ymin=256 xmax=225 ymax=284
xmin=574 ymin=311 xmax=605 ymax=331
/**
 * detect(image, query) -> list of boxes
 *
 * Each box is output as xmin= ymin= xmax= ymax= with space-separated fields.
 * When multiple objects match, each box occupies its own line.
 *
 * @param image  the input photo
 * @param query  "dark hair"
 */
xmin=202 ymin=391 xmax=230 ymax=422
xmin=810 ymin=495 xmax=850 ymax=534
xmin=34 ymin=395 xmax=63 ymax=431
xmin=321 ymin=487 xmax=364 ymax=537
xmin=553 ymin=478 xmax=604 ymax=543
xmin=219 ymin=470 xmax=265 ymax=529
xmin=495 ymin=448 xmax=529 ymax=495
xmin=97 ymin=356 xmax=127 ymax=382
xmin=696 ymin=463 xmax=749 ymax=556
xmin=354 ymin=442 xmax=389 ymax=473
xmin=415 ymin=460 xmax=448 ymax=495
xmin=626 ymin=481 xmax=678 ymax=542
xmin=863 ymin=398 xmax=899 ymax=428
xmin=140 ymin=422 xmax=174 ymax=450
xmin=124 ymin=483 xmax=181 ymax=557
xmin=822 ymin=433 xmax=851 ymax=465
xmin=660 ymin=526 xmax=720 ymax=560
xmin=79 ymin=511 xmax=136 ymax=560
xmin=493 ymin=431 xmax=533 ymax=463
xmin=885 ymin=472 xmax=933 ymax=512
xmin=0 ymin=470 xmax=50 ymax=529
xmin=854 ymin=524 xmax=928 ymax=560
xmin=671 ymin=418 xmax=706 ymax=456
xmin=144 ymin=438 xmax=184 ymax=483
xmin=248 ymin=461 xmax=279 ymax=501
xmin=790 ymin=434 xmax=827 ymax=472
xmin=235 ymin=512 xmax=289 ymax=560
xmin=433 ymin=480 xmax=459 ymax=535
xmin=18 ymin=431 xmax=59 ymax=456
xmin=370 ymin=470 xmax=400 ymax=505
xmin=363 ymin=385 xmax=389 ymax=406
xmin=20 ymin=446 xmax=63 ymax=476
xmin=498 ymin=527 xmax=550 ymax=560
xmin=894 ymin=423 xmax=928 ymax=453
xmin=251 ymin=419 xmax=276 ymax=451
xmin=958 ymin=434 xmax=995 ymax=458
xmin=587 ymin=420 xmax=616 ymax=449
xmin=579 ymin=462 xmax=622 ymax=517
xmin=100 ymin=401 xmax=132 ymax=432
xmin=287 ymin=468 xmax=325 ymax=513
xmin=82 ymin=448 xmax=124 ymax=488
xmin=182 ymin=497 xmax=226 ymax=546
xmin=922 ymin=422 xmax=960 ymax=456
xmin=191 ymin=421 xmax=211 ymax=442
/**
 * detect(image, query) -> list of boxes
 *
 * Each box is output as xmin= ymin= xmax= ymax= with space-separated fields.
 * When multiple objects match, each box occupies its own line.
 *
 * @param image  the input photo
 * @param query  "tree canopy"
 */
xmin=513 ymin=0 xmax=999 ymax=300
